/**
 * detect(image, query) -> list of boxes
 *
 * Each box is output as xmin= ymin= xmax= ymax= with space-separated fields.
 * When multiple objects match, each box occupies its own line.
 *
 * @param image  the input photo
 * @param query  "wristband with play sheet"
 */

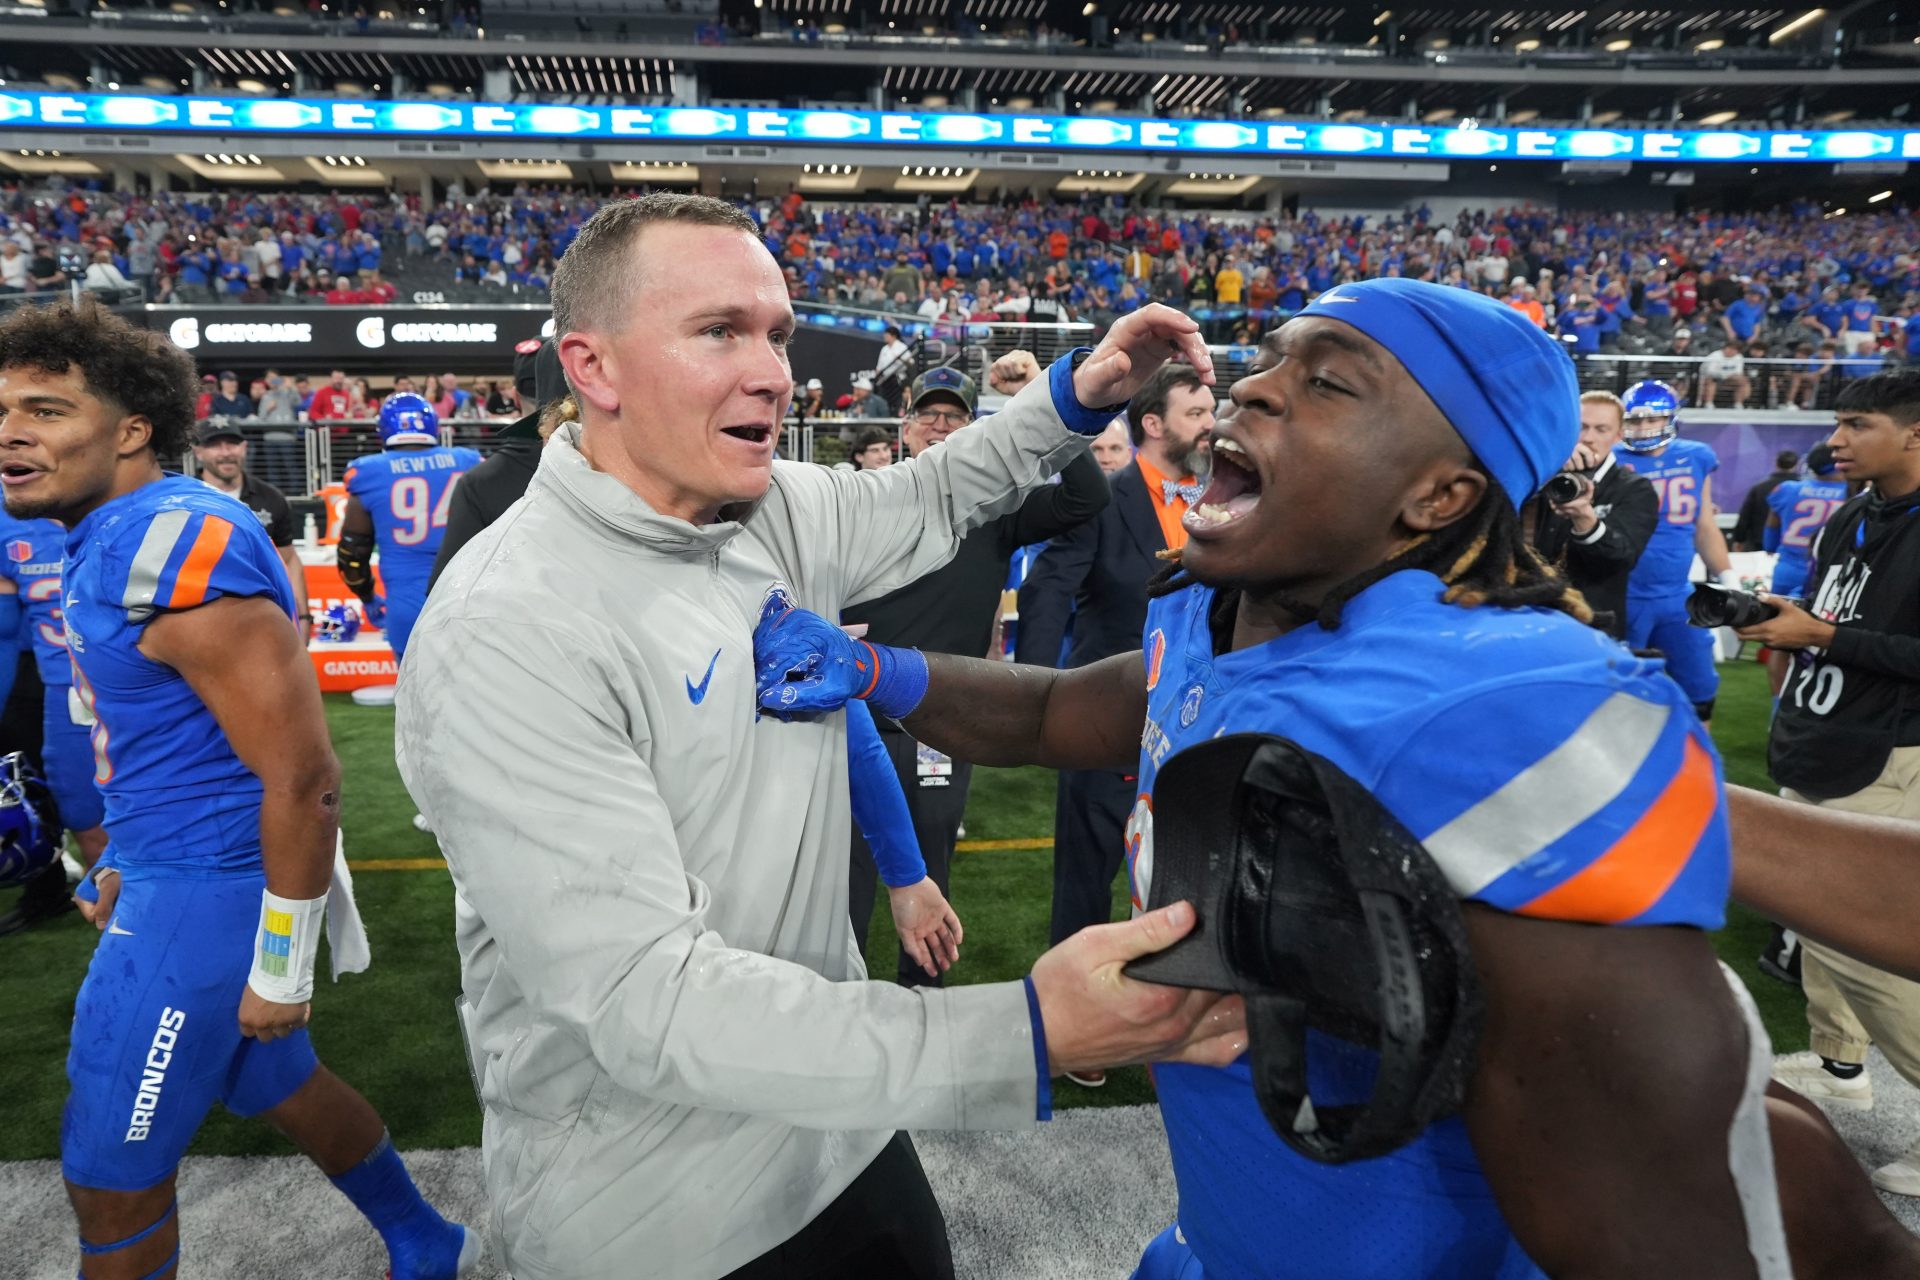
xmin=249 ymin=889 xmax=328 ymax=1004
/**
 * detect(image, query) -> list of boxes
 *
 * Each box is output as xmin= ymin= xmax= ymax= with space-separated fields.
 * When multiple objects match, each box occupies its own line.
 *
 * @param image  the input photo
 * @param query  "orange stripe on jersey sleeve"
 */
xmin=1512 ymin=735 xmax=1718 ymax=925
xmin=163 ymin=516 xmax=234 ymax=609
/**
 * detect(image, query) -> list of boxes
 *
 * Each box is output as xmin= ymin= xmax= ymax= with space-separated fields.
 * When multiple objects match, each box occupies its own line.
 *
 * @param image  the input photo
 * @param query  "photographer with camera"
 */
xmin=1530 ymin=391 xmax=1658 ymax=639
xmin=1734 ymin=369 xmax=1920 ymax=1200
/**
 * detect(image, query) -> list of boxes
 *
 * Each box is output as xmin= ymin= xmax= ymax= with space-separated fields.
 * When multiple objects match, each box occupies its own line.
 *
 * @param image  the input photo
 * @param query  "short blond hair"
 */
xmin=1579 ymin=390 xmax=1624 ymax=425
xmin=550 ymin=193 xmax=759 ymax=339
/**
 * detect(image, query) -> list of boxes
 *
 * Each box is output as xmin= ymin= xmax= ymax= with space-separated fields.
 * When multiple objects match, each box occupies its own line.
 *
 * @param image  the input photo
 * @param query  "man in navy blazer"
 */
xmin=1013 ymin=364 xmax=1215 ymax=1084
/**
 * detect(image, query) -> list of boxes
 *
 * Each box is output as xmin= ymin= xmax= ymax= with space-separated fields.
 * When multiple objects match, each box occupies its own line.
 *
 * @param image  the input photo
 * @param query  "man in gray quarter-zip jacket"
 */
xmin=395 ymin=193 xmax=1243 ymax=1280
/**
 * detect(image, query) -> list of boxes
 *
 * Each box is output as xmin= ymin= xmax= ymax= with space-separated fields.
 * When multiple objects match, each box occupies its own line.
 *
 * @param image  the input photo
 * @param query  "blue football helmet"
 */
xmin=316 ymin=602 xmax=363 ymax=643
xmin=377 ymin=392 xmax=440 ymax=447
xmin=1620 ymin=380 xmax=1681 ymax=454
xmin=0 ymin=752 xmax=59 ymax=888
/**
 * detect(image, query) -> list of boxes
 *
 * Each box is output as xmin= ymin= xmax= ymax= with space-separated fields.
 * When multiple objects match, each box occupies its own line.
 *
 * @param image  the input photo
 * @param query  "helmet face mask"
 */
xmin=0 ymin=752 xmax=58 ymax=889
xmin=1619 ymin=380 xmax=1681 ymax=454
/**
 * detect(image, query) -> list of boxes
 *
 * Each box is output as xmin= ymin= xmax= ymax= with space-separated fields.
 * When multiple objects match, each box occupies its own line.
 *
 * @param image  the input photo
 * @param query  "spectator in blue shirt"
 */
xmin=1722 ymin=287 xmax=1768 ymax=343
xmin=1559 ymin=294 xmax=1603 ymax=354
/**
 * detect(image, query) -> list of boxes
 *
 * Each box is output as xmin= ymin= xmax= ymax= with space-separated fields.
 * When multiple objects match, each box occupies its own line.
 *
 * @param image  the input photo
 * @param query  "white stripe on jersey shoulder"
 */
xmin=121 ymin=508 xmax=193 ymax=623
xmin=1422 ymin=691 xmax=1672 ymax=897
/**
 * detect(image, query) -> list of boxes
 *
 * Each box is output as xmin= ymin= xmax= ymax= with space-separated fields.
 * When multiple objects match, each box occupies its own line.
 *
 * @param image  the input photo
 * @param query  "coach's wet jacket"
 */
xmin=396 ymin=377 xmax=1086 ymax=1280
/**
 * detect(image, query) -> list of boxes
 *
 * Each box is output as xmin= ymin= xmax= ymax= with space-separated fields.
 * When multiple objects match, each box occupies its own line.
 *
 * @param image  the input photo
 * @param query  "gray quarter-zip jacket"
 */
xmin=395 ymin=376 xmax=1088 ymax=1280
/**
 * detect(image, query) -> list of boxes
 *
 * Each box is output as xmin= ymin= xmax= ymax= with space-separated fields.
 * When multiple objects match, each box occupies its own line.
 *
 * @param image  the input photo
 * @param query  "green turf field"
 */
xmin=0 ymin=659 xmax=1802 ymax=1161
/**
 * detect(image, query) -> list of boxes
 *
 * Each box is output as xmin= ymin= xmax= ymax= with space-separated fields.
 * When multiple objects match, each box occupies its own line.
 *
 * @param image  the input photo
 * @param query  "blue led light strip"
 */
xmin=5 ymin=89 xmax=1917 ymax=164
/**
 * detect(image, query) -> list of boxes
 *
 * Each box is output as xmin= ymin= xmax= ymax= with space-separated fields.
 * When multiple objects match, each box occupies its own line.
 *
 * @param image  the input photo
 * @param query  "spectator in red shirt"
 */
xmin=308 ymin=368 xmax=356 ymax=424
xmin=1674 ymin=271 xmax=1701 ymax=319
xmin=325 ymin=275 xmax=367 ymax=306
xmin=193 ymin=373 xmax=216 ymax=421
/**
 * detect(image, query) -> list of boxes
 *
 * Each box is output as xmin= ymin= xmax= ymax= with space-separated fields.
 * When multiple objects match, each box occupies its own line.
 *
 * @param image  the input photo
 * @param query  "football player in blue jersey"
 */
xmin=0 ymin=506 xmax=111 ymax=882
xmin=1612 ymin=378 xmax=1738 ymax=723
xmin=753 ymin=283 xmax=1920 ymax=1278
xmin=0 ymin=302 xmax=475 ymax=1280
xmin=337 ymin=393 xmax=481 ymax=665
xmin=1764 ymin=442 xmax=1850 ymax=601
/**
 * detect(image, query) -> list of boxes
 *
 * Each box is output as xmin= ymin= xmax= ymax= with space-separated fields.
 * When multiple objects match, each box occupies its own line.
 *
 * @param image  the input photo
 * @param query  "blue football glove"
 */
xmin=753 ymin=605 xmax=929 ymax=723
xmin=363 ymin=594 xmax=387 ymax=628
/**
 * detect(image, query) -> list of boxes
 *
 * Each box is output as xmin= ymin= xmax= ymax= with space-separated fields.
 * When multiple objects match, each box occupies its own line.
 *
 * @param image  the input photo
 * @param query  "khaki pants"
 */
xmin=1782 ymin=745 xmax=1920 ymax=1088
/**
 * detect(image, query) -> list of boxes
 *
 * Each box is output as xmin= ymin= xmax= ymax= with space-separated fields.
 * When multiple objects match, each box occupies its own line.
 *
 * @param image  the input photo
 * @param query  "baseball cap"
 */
xmin=1292 ymin=278 xmax=1578 ymax=506
xmin=197 ymin=420 xmax=246 ymax=443
xmin=807 ymin=378 xmax=823 ymax=391
xmin=908 ymin=366 xmax=978 ymax=414
xmin=853 ymin=376 xmax=875 ymax=390
xmin=1125 ymin=734 xmax=1483 ymax=1166
xmin=503 ymin=336 xmax=565 ymax=441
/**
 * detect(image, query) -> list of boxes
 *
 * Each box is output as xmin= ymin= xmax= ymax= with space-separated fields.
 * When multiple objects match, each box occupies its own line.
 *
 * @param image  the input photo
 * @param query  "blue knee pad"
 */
xmin=63 ymin=873 xmax=318 ymax=1193
xmin=1131 ymin=1224 xmax=1207 ymax=1280
xmin=41 ymin=694 xmax=105 ymax=833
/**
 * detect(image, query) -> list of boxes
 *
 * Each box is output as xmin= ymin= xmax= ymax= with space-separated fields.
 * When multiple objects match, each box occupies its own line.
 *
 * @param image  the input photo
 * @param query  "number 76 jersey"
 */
xmin=344 ymin=444 xmax=482 ymax=598
xmin=1615 ymin=438 xmax=1718 ymax=598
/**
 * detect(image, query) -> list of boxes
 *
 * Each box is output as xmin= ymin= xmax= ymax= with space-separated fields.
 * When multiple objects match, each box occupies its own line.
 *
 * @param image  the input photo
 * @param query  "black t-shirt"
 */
xmin=428 ymin=435 xmax=540 ymax=593
xmin=1769 ymin=487 xmax=1920 ymax=800
xmin=230 ymin=471 xmax=295 ymax=548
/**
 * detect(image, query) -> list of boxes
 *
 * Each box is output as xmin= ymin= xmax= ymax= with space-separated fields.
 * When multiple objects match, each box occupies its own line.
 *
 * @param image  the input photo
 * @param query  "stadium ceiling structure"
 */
xmin=0 ymin=0 xmax=1916 ymax=126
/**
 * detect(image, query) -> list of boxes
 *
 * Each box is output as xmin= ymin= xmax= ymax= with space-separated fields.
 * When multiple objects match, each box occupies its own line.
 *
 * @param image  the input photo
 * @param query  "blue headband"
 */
xmin=1294 ymin=279 xmax=1579 ymax=507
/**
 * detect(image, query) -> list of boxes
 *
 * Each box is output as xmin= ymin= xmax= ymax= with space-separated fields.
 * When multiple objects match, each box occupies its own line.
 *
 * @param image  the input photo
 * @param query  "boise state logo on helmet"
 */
xmin=377 ymin=392 xmax=440 ymax=448
xmin=0 ymin=752 xmax=59 ymax=889
xmin=315 ymin=602 xmax=364 ymax=643
xmin=1620 ymin=380 xmax=1681 ymax=454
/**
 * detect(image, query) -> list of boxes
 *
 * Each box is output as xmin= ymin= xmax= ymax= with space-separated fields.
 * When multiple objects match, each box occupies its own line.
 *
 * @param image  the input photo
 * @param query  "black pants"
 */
xmin=1049 ymin=767 xmax=1134 ymax=946
xmin=849 ymin=724 xmax=973 ymax=988
xmin=720 ymin=1132 xmax=954 ymax=1280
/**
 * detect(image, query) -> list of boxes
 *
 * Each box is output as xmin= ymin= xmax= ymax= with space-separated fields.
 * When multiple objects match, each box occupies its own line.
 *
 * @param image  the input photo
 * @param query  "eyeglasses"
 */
xmin=913 ymin=408 xmax=971 ymax=427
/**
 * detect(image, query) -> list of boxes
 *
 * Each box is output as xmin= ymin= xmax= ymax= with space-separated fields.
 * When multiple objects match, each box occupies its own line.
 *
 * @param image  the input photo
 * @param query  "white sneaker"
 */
xmin=1872 ymin=1138 xmax=1920 ymax=1197
xmin=1773 ymin=1050 xmax=1874 ymax=1111
xmin=412 ymin=813 xmax=434 ymax=834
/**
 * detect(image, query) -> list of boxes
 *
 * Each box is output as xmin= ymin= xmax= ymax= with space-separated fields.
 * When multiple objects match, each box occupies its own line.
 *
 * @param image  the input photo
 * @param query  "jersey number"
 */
xmin=24 ymin=577 xmax=66 ymax=649
xmin=1788 ymin=662 xmax=1844 ymax=717
xmin=390 ymin=476 xmax=459 ymax=546
xmin=1650 ymin=475 xmax=1699 ymax=525
xmin=68 ymin=662 xmax=112 ymax=784
xmin=1784 ymin=497 xmax=1846 ymax=550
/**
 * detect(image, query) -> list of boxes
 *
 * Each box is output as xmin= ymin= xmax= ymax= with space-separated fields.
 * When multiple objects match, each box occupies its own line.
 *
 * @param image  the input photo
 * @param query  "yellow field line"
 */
xmin=349 ymin=837 xmax=1053 ymax=873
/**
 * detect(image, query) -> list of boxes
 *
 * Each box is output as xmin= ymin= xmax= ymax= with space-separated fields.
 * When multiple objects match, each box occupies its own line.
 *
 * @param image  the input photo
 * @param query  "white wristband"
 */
xmin=249 ymin=889 xmax=328 ymax=1005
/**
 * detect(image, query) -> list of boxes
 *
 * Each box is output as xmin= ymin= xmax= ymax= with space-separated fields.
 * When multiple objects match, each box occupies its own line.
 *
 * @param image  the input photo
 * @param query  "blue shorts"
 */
xmin=383 ymin=593 xmax=423 ymax=664
xmin=62 ymin=870 xmax=318 ymax=1192
xmin=1770 ymin=558 xmax=1810 ymax=601
xmin=1625 ymin=595 xmax=1718 ymax=708
xmin=41 ymin=689 xmax=105 ymax=833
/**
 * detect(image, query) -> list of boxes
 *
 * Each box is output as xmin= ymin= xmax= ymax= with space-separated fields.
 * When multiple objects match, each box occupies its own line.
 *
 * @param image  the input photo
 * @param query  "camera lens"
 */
xmin=1686 ymin=582 xmax=1779 ymax=630
xmin=1543 ymin=473 xmax=1584 ymax=504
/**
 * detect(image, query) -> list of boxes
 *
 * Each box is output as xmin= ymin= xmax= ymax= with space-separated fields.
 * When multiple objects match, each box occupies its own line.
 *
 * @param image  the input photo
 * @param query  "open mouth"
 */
xmin=0 ymin=463 xmax=43 ymax=485
xmin=1185 ymin=437 xmax=1261 ymax=532
xmin=720 ymin=425 xmax=773 ymax=445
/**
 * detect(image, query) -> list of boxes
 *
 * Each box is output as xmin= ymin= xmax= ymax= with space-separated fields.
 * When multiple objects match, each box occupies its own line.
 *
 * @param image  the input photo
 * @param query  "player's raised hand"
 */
xmin=1030 ymin=901 xmax=1247 ymax=1075
xmin=987 ymin=349 xmax=1043 ymax=396
xmin=1071 ymin=304 xmax=1215 ymax=410
xmin=240 ymin=986 xmax=311 ymax=1042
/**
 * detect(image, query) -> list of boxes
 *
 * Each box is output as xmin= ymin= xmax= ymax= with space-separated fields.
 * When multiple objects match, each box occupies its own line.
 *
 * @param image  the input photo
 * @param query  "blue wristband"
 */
xmin=1023 ymin=976 xmax=1054 ymax=1122
xmin=861 ymin=641 xmax=930 ymax=721
xmin=1047 ymin=348 xmax=1129 ymax=436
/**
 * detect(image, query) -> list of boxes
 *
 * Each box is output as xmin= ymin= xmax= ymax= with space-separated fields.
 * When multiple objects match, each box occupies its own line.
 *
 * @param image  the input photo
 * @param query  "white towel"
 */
xmin=326 ymin=829 xmax=372 ymax=980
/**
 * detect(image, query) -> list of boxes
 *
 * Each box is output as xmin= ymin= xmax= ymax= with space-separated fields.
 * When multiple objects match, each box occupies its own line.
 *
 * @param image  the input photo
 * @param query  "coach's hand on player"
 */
xmin=1735 ymin=594 xmax=1837 ymax=651
xmin=889 ymin=877 xmax=963 ymax=978
xmin=1030 ymin=900 xmax=1246 ymax=1076
xmin=239 ymin=986 xmax=311 ymax=1042
xmin=1071 ymin=304 xmax=1216 ymax=409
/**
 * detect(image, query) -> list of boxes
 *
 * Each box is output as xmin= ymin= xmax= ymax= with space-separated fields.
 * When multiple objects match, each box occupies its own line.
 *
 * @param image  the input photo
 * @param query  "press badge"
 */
xmin=915 ymin=741 xmax=953 ymax=788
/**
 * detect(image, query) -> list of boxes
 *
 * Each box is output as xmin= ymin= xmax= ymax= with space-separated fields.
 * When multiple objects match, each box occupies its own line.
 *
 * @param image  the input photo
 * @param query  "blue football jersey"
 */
xmin=62 ymin=475 xmax=296 ymax=872
xmin=0 ymin=510 xmax=72 ymax=686
xmin=1767 ymin=477 xmax=1849 ymax=579
xmin=1614 ymin=438 xmax=1719 ymax=597
xmin=1130 ymin=571 xmax=1727 ymax=1279
xmin=343 ymin=445 xmax=482 ymax=600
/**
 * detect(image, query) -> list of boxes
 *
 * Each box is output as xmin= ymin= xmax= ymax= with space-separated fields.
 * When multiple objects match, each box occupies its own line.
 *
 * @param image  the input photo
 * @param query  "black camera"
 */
xmin=1543 ymin=471 xmax=1593 ymax=505
xmin=1685 ymin=582 xmax=1779 ymax=630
